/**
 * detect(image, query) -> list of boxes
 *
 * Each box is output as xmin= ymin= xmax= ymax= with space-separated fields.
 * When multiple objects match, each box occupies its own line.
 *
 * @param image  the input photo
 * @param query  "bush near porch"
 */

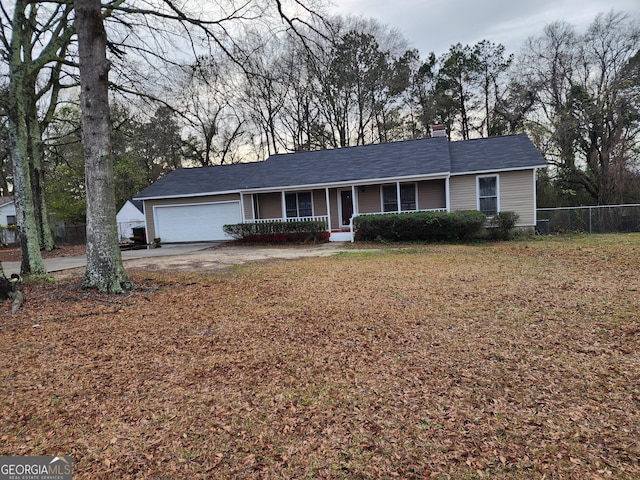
xmin=223 ymin=220 xmax=329 ymax=243
xmin=354 ymin=210 xmax=486 ymax=242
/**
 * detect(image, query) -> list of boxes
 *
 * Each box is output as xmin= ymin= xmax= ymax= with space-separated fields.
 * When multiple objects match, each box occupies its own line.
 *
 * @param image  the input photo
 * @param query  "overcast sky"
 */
xmin=331 ymin=0 xmax=640 ymax=57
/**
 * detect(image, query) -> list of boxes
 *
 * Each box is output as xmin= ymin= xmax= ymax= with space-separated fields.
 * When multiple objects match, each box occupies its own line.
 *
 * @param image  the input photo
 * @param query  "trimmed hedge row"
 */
xmin=223 ymin=220 xmax=329 ymax=243
xmin=353 ymin=210 xmax=486 ymax=242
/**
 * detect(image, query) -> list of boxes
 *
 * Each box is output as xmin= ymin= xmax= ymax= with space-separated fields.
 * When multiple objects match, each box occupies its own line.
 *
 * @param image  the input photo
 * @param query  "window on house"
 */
xmin=400 ymin=184 xmax=416 ymax=211
xmin=478 ymin=176 xmax=498 ymax=216
xmin=285 ymin=192 xmax=313 ymax=218
xmin=382 ymin=185 xmax=398 ymax=212
xmin=6 ymin=215 xmax=16 ymax=226
xmin=382 ymin=184 xmax=417 ymax=212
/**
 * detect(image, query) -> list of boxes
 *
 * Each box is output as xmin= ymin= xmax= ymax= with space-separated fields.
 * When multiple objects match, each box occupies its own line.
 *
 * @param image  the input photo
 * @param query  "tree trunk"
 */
xmin=76 ymin=0 xmax=132 ymax=293
xmin=27 ymin=113 xmax=55 ymax=251
xmin=7 ymin=42 xmax=47 ymax=276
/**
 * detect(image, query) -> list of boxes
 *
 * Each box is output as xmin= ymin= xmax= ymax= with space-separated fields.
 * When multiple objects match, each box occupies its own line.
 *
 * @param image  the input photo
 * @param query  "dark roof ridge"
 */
xmin=267 ymin=136 xmax=440 ymax=160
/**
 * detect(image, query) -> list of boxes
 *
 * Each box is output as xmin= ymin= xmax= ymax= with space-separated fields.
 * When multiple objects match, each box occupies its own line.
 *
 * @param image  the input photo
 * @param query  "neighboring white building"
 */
xmin=0 ymin=196 xmax=18 ymax=245
xmin=0 ymin=196 xmax=16 ymax=227
xmin=116 ymin=199 xmax=145 ymax=242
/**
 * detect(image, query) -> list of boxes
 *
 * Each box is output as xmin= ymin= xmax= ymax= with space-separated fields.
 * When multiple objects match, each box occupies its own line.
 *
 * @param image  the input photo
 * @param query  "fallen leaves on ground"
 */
xmin=1 ymin=234 xmax=639 ymax=479
xmin=0 ymin=244 xmax=86 ymax=263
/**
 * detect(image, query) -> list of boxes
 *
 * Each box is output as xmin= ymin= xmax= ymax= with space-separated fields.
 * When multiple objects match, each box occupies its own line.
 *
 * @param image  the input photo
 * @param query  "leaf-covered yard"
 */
xmin=1 ymin=235 xmax=639 ymax=479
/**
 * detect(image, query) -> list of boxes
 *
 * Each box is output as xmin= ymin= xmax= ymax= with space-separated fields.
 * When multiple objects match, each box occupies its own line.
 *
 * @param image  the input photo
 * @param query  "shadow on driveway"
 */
xmin=4 ymin=242 xmax=351 ymax=277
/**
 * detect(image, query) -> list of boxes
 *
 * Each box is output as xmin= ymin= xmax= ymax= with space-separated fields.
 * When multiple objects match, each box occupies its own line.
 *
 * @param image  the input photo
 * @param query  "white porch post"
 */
xmin=325 ymin=187 xmax=331 ymax=232
xmin=240 ymin=192 xmax=245 ymax=221
xmin=396 ymin=182 xmax=401 ymax=212
xmin=350 ymin=185 xmax=357 ymax=242
xmin=351 ymin=185 xmax=357 ymax=215
xmin=532 ymin=168 xmax=537 ymax=225
xmin=281 ymin=191 xmax=287 ymax=219
xmin=251 ymin=193 xmax=256 ymax=221
xmin=445 ymin=176 xmax=451 ymax=212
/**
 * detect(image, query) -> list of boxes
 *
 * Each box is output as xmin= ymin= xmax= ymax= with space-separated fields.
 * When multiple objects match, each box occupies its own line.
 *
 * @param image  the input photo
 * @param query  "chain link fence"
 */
xmin=536 ymin=204 xmax=640 ymax=234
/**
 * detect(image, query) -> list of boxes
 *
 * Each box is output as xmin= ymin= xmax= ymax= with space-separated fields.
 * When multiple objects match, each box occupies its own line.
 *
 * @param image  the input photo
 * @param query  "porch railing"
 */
xmin=356 ymin=208 xmax=447 ymax=217
xmin=246 ymin=215 xmax=329 ymax=229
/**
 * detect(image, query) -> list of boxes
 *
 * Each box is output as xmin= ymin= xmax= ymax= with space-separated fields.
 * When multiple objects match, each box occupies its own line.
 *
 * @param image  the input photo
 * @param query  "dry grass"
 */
xmin=1 ymin=234 xmax=639 ymax=479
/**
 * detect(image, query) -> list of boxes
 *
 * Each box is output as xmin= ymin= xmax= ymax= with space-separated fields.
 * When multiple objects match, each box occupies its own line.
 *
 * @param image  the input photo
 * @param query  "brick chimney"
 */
xmin=431 ymin=124 xmax=447 ymax=138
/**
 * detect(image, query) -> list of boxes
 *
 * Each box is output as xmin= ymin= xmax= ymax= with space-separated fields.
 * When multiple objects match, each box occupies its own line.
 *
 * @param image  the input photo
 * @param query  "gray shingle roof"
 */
xmin=134 ymin=161 xmax=266 ymax=199
xmin=130 ymin=199 xmax=144 ymax=213
xmin=449 ymin=134 xmax=547 ymax=174
xmin=134 ymin=134 xmax=546 ymax=199
xmin=257 ymin=137 xmax=450 ymax=188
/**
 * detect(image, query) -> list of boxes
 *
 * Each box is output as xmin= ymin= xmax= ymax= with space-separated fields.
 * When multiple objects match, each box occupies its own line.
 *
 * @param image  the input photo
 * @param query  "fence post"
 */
xmin=589 ymin=207 xmax=592 ymax=233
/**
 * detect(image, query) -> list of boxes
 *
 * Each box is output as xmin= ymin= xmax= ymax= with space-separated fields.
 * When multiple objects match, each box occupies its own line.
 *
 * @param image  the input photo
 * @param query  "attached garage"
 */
xmin=153 ymin=201 xmax=242 ymax=242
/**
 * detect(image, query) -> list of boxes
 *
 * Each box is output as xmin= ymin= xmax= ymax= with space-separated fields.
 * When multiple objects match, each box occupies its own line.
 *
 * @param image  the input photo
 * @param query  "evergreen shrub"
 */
xmin=487 ymin=211 xmax=520 ymax=240
xmin=353 ymin=210 xmax=486 ymax=242
xmin=223 ymin=220 xmax=329 ymax=243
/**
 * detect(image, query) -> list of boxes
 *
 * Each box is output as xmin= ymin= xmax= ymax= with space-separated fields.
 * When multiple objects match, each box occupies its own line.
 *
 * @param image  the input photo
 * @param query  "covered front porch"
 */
xmin=239 ymin=178 xmax=449 ymax=242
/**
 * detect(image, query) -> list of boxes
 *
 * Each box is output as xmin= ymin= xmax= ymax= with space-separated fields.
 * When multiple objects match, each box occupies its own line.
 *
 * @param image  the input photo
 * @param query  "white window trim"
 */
xmin=476 ymin=174 xmax=500 ymax=216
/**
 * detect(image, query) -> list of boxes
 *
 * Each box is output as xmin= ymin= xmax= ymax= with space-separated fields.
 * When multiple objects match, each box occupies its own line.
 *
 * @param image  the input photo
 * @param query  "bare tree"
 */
xmin=171 ymin=55 xmax=247 ymax=166
xmin=519 ymin=12 xmax=640 ymax=204
xmin=1 ymin=1 xmax=74 ymax=274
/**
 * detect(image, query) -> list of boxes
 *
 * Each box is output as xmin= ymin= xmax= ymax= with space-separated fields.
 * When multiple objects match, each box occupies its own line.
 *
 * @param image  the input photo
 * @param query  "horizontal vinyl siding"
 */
xmin=358 ymin=187 xmax=381 ymax=214
xmin=450 ymin=171 xmax=536 ymax=225
xmin=500 ymin=170 xmax=536 ymax=225
xmin=329 ymin=189 xmax=339 ymax=230
xmin=355 ymin=180 xmax=445 ymax=214
xmin=418 ymin=179 xmax=446 ymax=210
xmin=449 ymin=175 xmax=477 ymax=211
xmin=313 ymin=190 xmax=327 ymax=216
xmin=257 ymin=193 xmax=282 ymax=219
xmin=144 ymin=194 xmax=240 ymax=241
xmin=243 ymin=194 xmax=254 ymax=220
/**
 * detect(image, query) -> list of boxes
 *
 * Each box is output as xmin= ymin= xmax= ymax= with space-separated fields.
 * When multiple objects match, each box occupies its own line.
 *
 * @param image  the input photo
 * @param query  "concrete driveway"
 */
xmin=4 ymin=242 xmax=351 ymax=277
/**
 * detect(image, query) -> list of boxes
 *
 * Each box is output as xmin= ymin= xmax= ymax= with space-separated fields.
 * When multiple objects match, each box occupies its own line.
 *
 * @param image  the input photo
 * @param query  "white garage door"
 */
xmin=154 ymin=202 xmax=242 ymax=242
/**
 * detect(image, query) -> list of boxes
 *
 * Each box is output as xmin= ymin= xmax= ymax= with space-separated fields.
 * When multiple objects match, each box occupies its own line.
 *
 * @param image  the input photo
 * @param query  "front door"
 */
xmin=340 ymin=190 xmax=353 ymax=227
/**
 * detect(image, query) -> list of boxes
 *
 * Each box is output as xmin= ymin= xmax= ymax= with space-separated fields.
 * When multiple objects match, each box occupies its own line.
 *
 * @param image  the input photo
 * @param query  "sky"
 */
xmin=331 ymin=0 xmax=640 ymax=57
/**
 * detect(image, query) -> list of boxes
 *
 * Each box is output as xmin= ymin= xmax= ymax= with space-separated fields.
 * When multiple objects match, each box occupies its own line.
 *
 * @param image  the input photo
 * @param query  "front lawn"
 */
xmin=1 ymin=234 xmax=639 ymax=478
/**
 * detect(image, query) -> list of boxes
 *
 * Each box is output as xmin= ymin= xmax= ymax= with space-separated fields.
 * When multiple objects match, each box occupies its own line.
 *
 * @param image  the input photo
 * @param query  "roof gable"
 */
xmin=0 ymin=196 xmax=14 ymax=207
xmin=130 ymin=199 xmax=144 ymax=213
